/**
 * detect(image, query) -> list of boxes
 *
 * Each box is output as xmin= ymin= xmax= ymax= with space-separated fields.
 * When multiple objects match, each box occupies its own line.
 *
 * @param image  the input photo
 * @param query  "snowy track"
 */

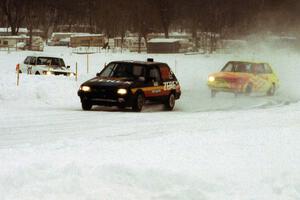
xmin=1 ymin=47 xmax=300 ymax=200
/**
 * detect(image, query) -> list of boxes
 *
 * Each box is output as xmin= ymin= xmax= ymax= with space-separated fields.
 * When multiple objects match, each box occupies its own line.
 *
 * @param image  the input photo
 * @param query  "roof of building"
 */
xmin=148 ymin=38 xmax=182 ymax=43
xmin=0 ymin=27 xmax=28 ymax=33
xmin=70 ymin=33 xmax=105 ymax=38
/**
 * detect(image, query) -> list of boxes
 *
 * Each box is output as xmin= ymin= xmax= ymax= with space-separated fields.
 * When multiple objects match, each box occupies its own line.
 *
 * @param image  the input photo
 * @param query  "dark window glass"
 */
xmin=113 ymin=63 xmax=133 ymax=78
xmin=264 ymin=64 xmax=273 ymax=73
xmin=29 ymin=57 xmax=36 ymax=65
xmin=222 ymin=63 xmax=234 ymax=72
xmin=252 ymin=64 xmax=265 ymax=74
xmin=59 ymin=59 xmax=66 ymax=67
xmin=37 ymin=57 xmax=63 ymax=67
xmin=132 ymin=65 xmax=145 ymax=78
xmin=99 ymin=63 xmax=116 ymax=77
xmin=234 ymin=63 xmax=251 ymax=73
xmin=24 ymin=56 xmax=31 ymax=64
xmin=148 ymin=67 xmax=161 ymax=82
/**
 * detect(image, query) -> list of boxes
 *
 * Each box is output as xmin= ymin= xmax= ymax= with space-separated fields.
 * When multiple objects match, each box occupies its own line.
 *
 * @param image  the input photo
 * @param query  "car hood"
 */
xmin=210 ymin=72 xmax=251 ymax=82
xmin=82 ymin=77 xmax=133 ymax=88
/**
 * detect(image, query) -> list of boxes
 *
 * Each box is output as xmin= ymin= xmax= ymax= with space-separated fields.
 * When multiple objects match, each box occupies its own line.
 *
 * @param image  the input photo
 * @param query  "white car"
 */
xmin=17 ymin=55 xmax=74 ymax=76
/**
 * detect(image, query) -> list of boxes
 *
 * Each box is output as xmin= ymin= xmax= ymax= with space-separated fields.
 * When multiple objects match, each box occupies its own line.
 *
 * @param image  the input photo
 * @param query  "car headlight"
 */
xmin=81 ymin=86 xmax=91 ymax=92
xmin=117 ymin=88 xmax=127 ymax=95
xmin=208 ymin=76 xmax=215 ymax=82
xmin=46 ymin=71 xmax=52 ymax=75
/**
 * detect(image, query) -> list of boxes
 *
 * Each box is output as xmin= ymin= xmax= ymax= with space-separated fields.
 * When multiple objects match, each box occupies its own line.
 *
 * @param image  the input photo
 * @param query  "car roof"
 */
xmin=228 ymin=60 xmax=268 ymax=65
xmin=110 ymin=60 xmax=167 ymax=67
xmin=26 ymin=55 xmax=63 ymax=59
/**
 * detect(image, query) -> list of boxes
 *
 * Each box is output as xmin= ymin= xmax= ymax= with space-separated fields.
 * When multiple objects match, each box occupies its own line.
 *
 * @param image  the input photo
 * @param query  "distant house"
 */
xmin=70 ymin=34 xmax=106 ymax=48
xmin=48 ymin=32 xmax=76 ymax=46
xmin=0 ymin=35 xmax=44 ymax=51
xmin=148 ymin=32 xmax=192 ymax=41
xmin=0 ymin=35 xmax=27 ymax=50
xmin=147 ymin=38 xmax=182 ymax=53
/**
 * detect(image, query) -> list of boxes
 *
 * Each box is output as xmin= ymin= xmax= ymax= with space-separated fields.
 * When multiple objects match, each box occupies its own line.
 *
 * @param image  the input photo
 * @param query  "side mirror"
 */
xmin=67 ymin=66 xmax=70 ymax=69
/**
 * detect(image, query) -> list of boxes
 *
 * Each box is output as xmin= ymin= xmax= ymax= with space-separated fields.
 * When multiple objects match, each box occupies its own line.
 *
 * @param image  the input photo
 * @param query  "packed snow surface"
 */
xmin=0 ymin=47 xmax=300 ymax=200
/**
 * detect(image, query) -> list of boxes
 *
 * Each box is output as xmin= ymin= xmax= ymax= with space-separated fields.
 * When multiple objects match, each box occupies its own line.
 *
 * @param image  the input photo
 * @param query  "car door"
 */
xmin=143 ymin=65 xmax=165 ymax=98
xmin=264 ymin=63 xmax=278 ymax=86
xmin=29 ymin=57 xmax=37 ymax=74
xmin=252 ymin=64 xmax=270 ymax=92
xmin=23 ymin=56 xmax=32 ymax=74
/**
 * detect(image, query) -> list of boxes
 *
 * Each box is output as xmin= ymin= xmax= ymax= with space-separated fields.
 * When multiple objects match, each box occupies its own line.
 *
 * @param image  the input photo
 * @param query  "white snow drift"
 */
xmin=0 ymin=46 xmax=300 ymax=200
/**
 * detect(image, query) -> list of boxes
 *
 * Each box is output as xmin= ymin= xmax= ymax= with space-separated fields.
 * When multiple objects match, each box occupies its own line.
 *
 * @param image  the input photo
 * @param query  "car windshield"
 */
xmin=221 ymin=62 xmax=252 ymax=73
xmin=37 ymin=57 xmax=65 ymax=67
xmin=99 ymin=63 xmax=145 ymax=79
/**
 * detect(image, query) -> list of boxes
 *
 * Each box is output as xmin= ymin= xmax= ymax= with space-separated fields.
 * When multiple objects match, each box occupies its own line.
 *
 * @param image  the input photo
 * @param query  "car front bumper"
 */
xmin=78 ymin=90 xmax=134 ymax=107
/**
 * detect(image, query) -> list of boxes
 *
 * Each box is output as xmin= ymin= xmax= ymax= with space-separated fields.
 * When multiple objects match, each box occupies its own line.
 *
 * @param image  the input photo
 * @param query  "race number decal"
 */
xmin=163 ymin=81 xmax=177 ymax=91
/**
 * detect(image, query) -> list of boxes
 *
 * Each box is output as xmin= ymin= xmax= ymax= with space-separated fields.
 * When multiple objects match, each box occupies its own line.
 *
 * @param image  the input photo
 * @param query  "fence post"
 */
xmin=75 ymin=62 xmax=78 ymax=81
xmin=87 ymin=53 xmax=89 ymax=74
xmin=16 ymin=66 xmax=20 ymax=86
xmin=174 ymin=59 xmax=177 ymax=74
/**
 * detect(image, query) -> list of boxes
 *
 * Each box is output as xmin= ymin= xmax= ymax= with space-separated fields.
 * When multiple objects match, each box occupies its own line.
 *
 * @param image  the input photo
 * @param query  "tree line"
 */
xmin=1 ymin=0 xmax=299 ymax=40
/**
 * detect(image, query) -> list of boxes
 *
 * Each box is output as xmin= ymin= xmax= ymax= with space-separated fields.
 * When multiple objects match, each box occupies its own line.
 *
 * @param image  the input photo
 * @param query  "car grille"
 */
xmin=90 ymin=86 xmax=118 ymax=99
xmin=53 ymin=72 xmax=68 ymax=76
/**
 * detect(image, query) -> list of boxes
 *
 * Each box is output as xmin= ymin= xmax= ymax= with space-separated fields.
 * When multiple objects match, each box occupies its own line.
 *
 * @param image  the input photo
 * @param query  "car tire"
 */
xmin=82 ymin=100 xmax=92 ymax=111
xmin=35 ymin=71 xmax=40 ymax=75
xmin=118 ymin=104 xmax=126 ymax=110
xmin=164 ymin=93 xmax=175 ymax=111
xmin=267 ymin=84 xmax=276 ymax=96
xmin=132 ymin=93 xmax=144 ymax=112
xmin=19 ymin=70 xmax=22 ymax=74
xmin=211 ymin=90 xmax=217 ymax=98
xmin=245 ymin=84 xmax=252 ymax=96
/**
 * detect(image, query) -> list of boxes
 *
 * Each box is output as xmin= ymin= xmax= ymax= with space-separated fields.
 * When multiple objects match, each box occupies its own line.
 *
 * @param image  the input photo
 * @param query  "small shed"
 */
xmin=147 ymin=38 xmax=181 ymax=53
xmin=49 ymin=32 xmax=74 ymax=46
xmin=0 ymin=35 xmax=28 ymax=50
xmin=70 ymin=34 xmax=106 ymax=48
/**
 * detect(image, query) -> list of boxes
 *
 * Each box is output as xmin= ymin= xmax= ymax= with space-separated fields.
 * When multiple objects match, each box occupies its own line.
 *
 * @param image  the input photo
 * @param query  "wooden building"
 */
xmin=147 ymin=38 xmax=181 ymax=53
xmin=70 ymin=34 xmax=106 ymax=48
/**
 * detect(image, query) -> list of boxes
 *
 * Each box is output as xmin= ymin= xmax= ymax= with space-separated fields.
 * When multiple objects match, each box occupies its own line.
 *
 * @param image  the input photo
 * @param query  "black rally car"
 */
xmin=78 ymin=59 xmax=181 ymax=112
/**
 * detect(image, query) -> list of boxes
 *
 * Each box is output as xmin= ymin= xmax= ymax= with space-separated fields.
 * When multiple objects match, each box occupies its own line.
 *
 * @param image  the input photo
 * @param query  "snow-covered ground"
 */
xmin=0 ymin=46 xmax=300 ymax=200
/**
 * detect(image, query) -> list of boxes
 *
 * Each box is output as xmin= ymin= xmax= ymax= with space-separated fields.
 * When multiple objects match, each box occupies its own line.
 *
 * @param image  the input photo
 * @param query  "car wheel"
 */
xmin=211 ymin=90 xmax=217 ymax=98
xmin=267 ymin=84 xmax=276 ymax=96
xmin=118 ymin=104 xmax=126 ymax=110
xmin=164 ymin=93 xmax=175 ymax=111
xmin=82 ymin=100 xmax=92 ymax=111
xmin=132 ymin=93 xmax=144 ymax=112
xmin=245 ymin=84 xmax=252 ymax=96
xmin=35 ymin=71 xmax=40 ymax=75
xmin=19 ymin=70 xmax=22 ymax=74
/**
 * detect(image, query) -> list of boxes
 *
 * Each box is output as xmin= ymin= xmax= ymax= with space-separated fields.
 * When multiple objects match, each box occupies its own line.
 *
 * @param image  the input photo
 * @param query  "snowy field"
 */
xmin=0 ymin=46 xmax=300 ymax=200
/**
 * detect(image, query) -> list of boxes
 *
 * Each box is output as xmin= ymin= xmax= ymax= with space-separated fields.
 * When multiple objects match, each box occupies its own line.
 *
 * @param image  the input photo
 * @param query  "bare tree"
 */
xmin=1 ymin=0 xmax=26 ymax=35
